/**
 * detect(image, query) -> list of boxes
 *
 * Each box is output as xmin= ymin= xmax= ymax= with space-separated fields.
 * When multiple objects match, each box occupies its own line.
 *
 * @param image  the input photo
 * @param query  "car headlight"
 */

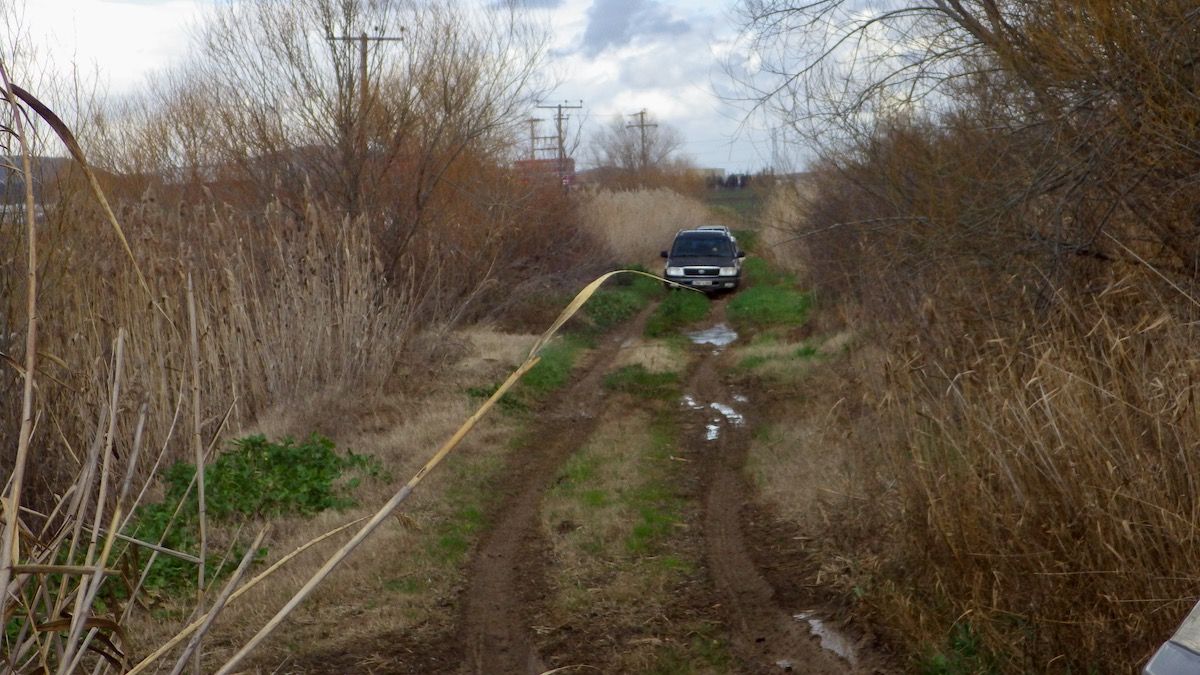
xmin=719 ymin=266 xmax=737 ymax=276
xmin=666 ymin=266 xmax=685 ymax=276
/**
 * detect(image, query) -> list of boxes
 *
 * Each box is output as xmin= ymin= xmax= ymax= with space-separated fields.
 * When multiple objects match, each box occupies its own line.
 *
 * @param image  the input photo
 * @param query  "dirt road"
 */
xmin=453 ymin=300 xmax=868 ymax=674
xmin=299 ymin=298 xmax=876 ymax=673
xmin=457 ymin=304 xmax=658 ymax=674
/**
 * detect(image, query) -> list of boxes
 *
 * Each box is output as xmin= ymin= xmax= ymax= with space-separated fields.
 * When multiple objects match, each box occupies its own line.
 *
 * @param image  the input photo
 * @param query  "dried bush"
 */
xmin=737 ymin=0 xmax=1200 ymax=669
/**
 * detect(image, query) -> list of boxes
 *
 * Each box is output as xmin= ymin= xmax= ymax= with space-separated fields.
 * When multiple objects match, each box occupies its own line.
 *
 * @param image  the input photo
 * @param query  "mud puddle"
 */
xmin=683 ymin=397 xmax=746 ymax=442
xmin=795 ymin=612 xmax=860 ymax=666
xmin=687 ymin=322 xmax=738 ymax=348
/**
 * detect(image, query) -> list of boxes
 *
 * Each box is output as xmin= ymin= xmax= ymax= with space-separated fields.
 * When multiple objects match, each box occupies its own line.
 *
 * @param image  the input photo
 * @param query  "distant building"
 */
xmin=514 ymin=157 xmax=576 ymax=187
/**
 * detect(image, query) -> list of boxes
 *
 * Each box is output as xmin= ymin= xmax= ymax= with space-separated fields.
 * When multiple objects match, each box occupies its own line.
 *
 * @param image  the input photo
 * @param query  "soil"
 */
xmin=286 ymin=299 xmax=889 ymax=674
xmin=677 ymin=303 xmax=864 ymax=675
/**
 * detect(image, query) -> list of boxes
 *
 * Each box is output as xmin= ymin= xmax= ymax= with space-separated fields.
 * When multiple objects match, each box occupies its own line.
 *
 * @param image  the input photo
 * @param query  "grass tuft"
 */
xmin=603 ymin=364 xmax=680 ymax=400
xmin=645 ymin=291 xmax=710 ymax=337
xmin=728 ymin=285 xmax=812 ymax=329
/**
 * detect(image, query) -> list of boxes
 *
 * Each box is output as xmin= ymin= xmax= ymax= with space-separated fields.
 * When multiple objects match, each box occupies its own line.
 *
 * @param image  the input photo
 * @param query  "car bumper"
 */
xmin=665 ymin=275 xmax=739 ymax=291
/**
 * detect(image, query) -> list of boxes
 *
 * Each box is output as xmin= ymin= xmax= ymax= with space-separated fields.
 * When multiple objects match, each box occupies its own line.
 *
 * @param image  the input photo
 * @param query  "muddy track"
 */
xmin=681 ymin=302 xmax=856 ymax=675
xmin=456 ymin=304 xmax=657 ymax=675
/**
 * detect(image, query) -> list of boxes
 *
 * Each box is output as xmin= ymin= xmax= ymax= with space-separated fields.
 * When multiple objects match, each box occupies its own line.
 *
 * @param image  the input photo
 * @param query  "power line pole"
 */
xmin=526 ymin=117 xmax=544 ymax=160
xmin=327 ymin=30 xmax=404 ymax=146
xmin=626 ymin=109 xmax=658 ymax=171
xmin=536 ymin=100 xmax=582 ymax=175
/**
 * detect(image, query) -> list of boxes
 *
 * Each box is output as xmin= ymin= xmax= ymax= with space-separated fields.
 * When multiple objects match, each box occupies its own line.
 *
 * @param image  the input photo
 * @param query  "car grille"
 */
xmin=684 ymin=267 xmax=720 ymax=277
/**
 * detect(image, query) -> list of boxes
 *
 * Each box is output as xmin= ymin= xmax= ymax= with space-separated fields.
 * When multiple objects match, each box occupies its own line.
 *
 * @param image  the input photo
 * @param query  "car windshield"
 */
xmin=671 ymin=236 xmax=733 ymax=258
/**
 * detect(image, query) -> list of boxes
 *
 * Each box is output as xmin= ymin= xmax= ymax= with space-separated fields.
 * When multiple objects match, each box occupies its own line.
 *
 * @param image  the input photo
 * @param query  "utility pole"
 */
xmin=327 ymin=30 xmax=404 ymax=147
xmin=526 ymin=117 xmax=543 ymax=160
xmin=627 ymin=109 xmax=658 ymax=171
xmin=536 ymin=100 xmax=583 ymax=176
xmin=326 ymin=29 xmax=403 ymax=214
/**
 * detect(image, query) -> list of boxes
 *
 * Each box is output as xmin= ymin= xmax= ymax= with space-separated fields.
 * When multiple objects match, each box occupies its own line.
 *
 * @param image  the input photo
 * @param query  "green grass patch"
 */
xmin=736 ymin=354 xmax=770 ymax=370
xmin=524 ymin=336 xmax=585 ymax=395
xmin=704 ymin=189 xmax=763 ymax=223
xmin=430 ymin=504 xmax=486 ymax=564
xmin=732 ymin=228 xmax=760 ymax=252
xmin=603 ymin=364 xmax=680 ymax=400
xmin=384 ymin=577 xmax=427 ymax=594
xmin=128 ymin=434 xmax=381 ymax=593
xmin=467 ymin=335 xmax=587 ymax=413
xmin=920 ymin=623 xmax=1000 ymax=675
xmin=645 ymin=290 xmax=710 ymax=337
xmin=795 ymin=344 xmax=819 ymax=358
xmin=649 ymin=623 xmax=732 ymax=674
xmin=728 ymin=285 xmax=812 ymax=329
xmin=578 ymin=266 xmax=663 ymax=336
xmin=741 ymin=256 xmax=795 ymax=287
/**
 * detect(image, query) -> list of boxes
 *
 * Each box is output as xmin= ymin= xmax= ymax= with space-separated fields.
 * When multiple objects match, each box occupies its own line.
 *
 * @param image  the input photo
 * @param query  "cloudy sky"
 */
xmin=18 ymin=0 xmax=791 ymax=172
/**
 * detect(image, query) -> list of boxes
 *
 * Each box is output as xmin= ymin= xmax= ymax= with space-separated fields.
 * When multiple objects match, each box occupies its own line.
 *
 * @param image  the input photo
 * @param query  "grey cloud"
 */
xmin=581 ymin=0 xmax=690 ymax=57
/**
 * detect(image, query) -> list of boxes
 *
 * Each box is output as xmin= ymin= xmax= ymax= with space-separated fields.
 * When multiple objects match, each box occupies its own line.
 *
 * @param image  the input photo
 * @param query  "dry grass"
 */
xmin=745 ymin=373 xmax=862 ymax=530
xmin=761 ymin=157 xmax=1200 ymax=667
xmin=755 ymin=181 xmax=812 ymax=277
xmin=610 ymin=339 xmax=689 ymax=374
xmin=579 ymin=187 xmax=719 ymax=267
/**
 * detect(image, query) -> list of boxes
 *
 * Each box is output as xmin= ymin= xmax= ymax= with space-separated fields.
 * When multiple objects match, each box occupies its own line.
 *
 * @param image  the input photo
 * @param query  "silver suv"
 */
xmin=660 ymin=227 xmax=745 ymax=293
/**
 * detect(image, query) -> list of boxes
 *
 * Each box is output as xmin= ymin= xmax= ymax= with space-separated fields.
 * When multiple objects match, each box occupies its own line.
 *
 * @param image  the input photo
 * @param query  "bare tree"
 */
xmin=590 ymin=112 xmax=685 ymax=173
xmin=99 ymin=0 xmax=549 ymax=264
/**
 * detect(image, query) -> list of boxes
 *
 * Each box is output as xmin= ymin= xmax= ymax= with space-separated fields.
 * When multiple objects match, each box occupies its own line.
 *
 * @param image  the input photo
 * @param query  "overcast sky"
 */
xmin=18 ymin=0 xmax=792 ymax=172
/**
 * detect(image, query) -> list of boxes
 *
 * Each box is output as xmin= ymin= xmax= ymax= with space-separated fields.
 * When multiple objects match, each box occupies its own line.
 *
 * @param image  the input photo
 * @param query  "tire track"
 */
xmin=457 ymin=304 xmax=656 ymax=675
xmin=682 ymin=302 xmax=856 ymax=675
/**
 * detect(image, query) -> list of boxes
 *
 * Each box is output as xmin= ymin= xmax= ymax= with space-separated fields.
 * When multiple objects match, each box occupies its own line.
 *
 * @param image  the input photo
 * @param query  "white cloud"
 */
xmin=19 ymin=0 xmax=783 ymax=172
xmin=23 ymin=0 xmax=204 ymax=93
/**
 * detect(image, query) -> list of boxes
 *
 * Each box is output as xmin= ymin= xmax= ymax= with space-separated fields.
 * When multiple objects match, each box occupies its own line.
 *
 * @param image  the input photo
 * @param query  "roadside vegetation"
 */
xmin=737 ymin=0 xmax=1200 ymax=670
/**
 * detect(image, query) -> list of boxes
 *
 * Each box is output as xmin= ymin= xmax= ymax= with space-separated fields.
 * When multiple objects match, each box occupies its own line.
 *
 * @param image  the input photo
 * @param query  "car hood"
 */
xmin=667 ymin=255 xmax=735 ymax=267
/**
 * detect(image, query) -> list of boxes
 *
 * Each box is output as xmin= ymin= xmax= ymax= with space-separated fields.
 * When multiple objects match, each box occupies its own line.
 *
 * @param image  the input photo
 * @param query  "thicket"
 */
xmin=0 ymin=1 xmax=609 ymax=671
xmin=740 ymin=0 xmax=1200 ymax=670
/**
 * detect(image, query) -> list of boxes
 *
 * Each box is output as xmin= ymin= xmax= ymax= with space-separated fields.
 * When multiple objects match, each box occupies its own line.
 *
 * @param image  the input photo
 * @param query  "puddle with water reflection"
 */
xmin=793 ymin=612 xmax=859 ymax=665
xmin=710 ymin=402 xmax=745 ymax=427
xmin=687 ymin=323 xmax=738 ymax=347
xmin=705 ymin=423 xmax=721 ymax=441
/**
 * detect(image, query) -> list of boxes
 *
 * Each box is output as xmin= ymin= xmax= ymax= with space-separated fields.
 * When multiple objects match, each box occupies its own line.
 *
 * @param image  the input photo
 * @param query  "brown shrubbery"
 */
xmin=0 ymin=1 xmax=603 ymax=670
xmin=742 ymin=0 xmax=1200 ymax=669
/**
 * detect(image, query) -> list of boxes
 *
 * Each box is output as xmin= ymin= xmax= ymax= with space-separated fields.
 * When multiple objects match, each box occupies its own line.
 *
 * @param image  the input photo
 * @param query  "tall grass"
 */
xmin=0 ymin=85 xmax=415 ymax=669
xmin=833 ymin=281 xmax=1200 ymax=671
xmin=580 ymin=187 xmax=718 ymax=266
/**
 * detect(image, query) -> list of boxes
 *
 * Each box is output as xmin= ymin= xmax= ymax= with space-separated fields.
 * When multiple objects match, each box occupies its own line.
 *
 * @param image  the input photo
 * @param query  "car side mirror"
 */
xmin=737 ymin=251 xmax=746 ymax=258
xmin=660 ymin=250 xmax=669 ymax=258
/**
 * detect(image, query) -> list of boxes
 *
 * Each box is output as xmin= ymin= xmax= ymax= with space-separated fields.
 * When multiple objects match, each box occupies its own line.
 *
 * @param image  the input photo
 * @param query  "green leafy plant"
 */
xmin=127 ymin=434 xmax=381 ymax=592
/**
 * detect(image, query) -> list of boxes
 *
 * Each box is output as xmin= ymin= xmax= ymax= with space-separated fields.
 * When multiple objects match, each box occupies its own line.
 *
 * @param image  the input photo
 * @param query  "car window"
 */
xmin=671 ymin=236 xmax=733 ymax=258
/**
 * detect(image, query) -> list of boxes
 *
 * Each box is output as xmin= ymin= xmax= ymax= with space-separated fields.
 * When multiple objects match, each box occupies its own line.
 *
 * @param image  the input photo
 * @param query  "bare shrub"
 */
xmin=736 ymin=0 xmax=1200 ymax=668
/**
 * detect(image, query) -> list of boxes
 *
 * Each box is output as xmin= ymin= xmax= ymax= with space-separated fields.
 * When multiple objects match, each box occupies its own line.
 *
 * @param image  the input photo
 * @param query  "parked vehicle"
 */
xmin=1145 ymin=602 xmax=1200 ymax=674
xmin=660 ymin=227 xmax=745 ymax=293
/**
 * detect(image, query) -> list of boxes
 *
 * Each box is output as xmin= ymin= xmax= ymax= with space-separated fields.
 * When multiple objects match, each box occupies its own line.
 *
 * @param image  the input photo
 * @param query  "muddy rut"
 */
xmin=680 ymin=305 xmax=856 ymax=674
xmin=457 ymin=304 xmax=657 ymax=674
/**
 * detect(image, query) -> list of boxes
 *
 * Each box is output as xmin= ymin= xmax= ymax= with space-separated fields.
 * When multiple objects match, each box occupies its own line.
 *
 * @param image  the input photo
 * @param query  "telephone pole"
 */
xmin=536 ymin=100 xmax=583 ymax=176
xmin=327 ymin=30 xmax=404 ymax=146
xmin=526 ymin=117 xmax=542 ymax=160
xmin=627 ymin=109 xmax=658 ymax=171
